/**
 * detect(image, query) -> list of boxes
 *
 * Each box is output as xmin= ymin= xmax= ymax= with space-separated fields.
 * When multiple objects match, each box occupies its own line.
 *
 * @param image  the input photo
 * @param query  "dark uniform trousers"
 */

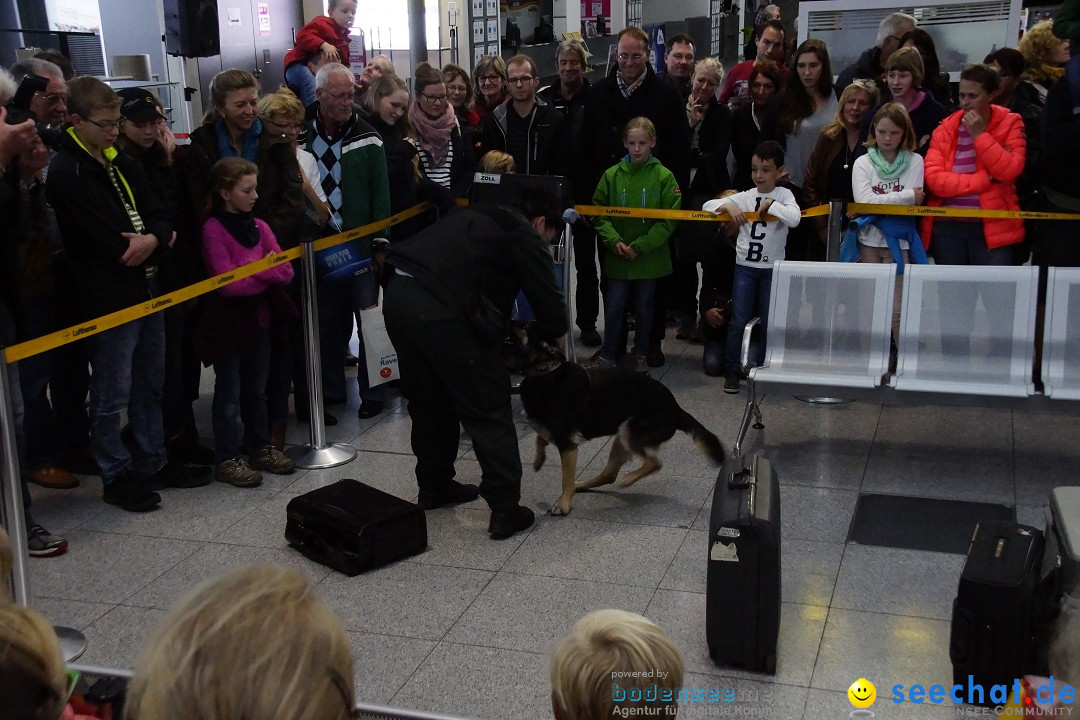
xmin=384 ymin=275 xmax=522 ymax=512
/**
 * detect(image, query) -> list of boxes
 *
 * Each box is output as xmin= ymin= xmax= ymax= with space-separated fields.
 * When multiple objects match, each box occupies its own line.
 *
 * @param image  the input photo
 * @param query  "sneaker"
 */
xmin=580 ymin=355 xmax=616 ymax=370
xmin=250 ymin=445 xmax=296 ymax=475
xmin=631 ymin=354 xmax=649 ymax=373
xmin=357 ymin=400 xmax=384 ymax=419
xmin=103 ymin=474 xmax=162 ymax=512
xmin=146 ymin=460 xmax=213 ymax=490
xmin=489 ymin=505 xmax=536 ymax=539
xmin=724 ymin=368 xmax=741 ymax=394
xmin=27 ymin=524 xmax=68 ymax=557
xmin=418 ymin=481 xmax=481 ymax=510
xmin=215 ymin=458 xmax=264 ymax=488
xmin=580 ymin=327 xmax=602 ymax=347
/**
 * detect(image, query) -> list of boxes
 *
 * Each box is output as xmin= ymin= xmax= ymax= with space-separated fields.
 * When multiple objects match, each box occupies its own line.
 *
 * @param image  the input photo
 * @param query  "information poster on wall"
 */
xmin=474 ymin=45 xmax=486 ymax=65
xmin=487 ymin=42 xmax=499 ymax=56
xmin=257 ymin=2 xmax=270 ymax=36
xmin=579 ymin=0 xmax=610 ymax=20
xmin=487 ymin=19 xmax=498 ymax=40
xmin=43 ymin=0 xmax=102 ymax=33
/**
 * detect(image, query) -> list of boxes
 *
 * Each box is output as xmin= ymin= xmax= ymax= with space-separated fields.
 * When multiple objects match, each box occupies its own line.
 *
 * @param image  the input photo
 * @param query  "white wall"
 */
xmin=641 ymin=0 xmax=709 ymax=25
xmin=97 ymin=0 xmax=168 ymax=80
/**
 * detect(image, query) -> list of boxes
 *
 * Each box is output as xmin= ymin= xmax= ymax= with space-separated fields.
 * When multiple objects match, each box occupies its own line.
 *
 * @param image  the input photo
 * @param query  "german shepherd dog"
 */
xmin=518 ymin=335 xmax=726 ymax=515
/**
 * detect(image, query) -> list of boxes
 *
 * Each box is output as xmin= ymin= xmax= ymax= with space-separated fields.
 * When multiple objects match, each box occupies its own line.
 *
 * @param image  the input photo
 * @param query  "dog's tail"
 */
xmin=678 ymin=410 xmax=725 ymax=464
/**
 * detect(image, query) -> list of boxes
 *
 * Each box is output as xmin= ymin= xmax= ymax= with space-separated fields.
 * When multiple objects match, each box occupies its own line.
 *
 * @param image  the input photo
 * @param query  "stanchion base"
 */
xmin=794 ymin=396 xmax=855 ymax=405
xmin=285 ymin=443 xmax=357 ymax=469
xmin=55 ymin=625 xmax=87 ymax=662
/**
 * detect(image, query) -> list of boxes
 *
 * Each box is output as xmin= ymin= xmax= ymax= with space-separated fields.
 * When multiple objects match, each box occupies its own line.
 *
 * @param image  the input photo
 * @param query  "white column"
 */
xmin=609 ymin=0 xmax=626 ymax=33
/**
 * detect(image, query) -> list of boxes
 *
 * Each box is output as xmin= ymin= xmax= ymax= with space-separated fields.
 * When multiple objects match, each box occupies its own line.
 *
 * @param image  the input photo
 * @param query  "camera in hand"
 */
xmin=5 ymin=73 xmax=64 ymax=149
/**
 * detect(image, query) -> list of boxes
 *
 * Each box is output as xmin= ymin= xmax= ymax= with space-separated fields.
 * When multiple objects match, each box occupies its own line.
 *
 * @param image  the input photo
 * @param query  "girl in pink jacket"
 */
xmin=199 ymin=158 xmax=296 ymax=488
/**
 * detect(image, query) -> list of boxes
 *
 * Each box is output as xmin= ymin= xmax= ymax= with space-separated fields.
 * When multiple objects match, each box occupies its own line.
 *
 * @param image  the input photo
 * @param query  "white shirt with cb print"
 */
xmin=705 ymin=187 xmax=802 ymax=268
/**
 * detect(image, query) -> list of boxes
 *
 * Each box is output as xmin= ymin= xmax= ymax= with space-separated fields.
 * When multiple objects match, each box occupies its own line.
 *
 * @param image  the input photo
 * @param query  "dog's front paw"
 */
xmin=532 ymin=455 xmax=546 ymax=472
xmin=550 ymin=497 xmax=573 ymax=516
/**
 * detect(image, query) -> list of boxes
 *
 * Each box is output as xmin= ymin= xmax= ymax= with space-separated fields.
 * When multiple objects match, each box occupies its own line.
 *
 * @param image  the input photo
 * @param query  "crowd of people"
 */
xmin=2 ymin=1 xmax=1079 ymax=554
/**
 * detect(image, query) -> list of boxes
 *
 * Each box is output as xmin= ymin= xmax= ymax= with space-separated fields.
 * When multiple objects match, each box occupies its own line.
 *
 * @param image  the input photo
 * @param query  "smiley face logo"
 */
xmin=848 ymin=678 xmax=876 ymax=708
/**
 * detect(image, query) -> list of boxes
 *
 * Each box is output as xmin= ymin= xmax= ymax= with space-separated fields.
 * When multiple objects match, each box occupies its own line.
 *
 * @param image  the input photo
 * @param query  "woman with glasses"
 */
xmin=410 ymin=62 xmax=475 ymax=197
xmin=730 ymin=60 xmax=782 ymax=190
xmin=442 ymin=63 xmax=480 ymax=133
xmin=472 ymin=55 xmax=509 ymax=126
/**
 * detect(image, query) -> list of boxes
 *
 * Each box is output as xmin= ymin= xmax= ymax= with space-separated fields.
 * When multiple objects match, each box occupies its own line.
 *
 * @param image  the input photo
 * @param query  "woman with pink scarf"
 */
xmin=410 ymin=62 xmax=475 ymax=198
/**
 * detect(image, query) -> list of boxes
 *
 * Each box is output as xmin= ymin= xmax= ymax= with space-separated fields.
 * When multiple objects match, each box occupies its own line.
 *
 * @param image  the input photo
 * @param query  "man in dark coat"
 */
xmin=383 ymin=195 xmax=567 ymax=539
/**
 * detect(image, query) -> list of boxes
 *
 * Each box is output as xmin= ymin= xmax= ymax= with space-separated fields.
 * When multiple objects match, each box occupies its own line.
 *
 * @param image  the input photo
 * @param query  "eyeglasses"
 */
xmin=507 ymin=75 xmax=534 ymax=85
xmin=267 ymin=118 xmax=303 ymax=131
xmin=84 ymin=117 xmax=121 ymax=131
xmin=617 ymin=52 xmax=646 ymax=62
xmin=419 ymin=91 xmax=448 ymax=103
xmin=477 ymin=74 xmax=502 ymax=85
xmin=321 ymin=88 xmax=356 ymax=103
xmin=35 ymin=91 xmax=66 ymax=106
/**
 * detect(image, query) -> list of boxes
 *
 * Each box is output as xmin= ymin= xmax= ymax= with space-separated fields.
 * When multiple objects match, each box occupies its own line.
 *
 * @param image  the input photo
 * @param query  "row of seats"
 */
xmin=740 ymin=262 xmax=1080 ymax=420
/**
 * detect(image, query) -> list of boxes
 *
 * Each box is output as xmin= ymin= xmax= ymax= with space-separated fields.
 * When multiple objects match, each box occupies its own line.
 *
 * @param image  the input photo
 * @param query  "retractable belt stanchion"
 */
xmin=561 ymin=209 xmax=577 ymax=363
xmin=285 ymin=239 xmax=357 ymax=469
xmin=1 ymin=352 xmax=87 ymax=661
xmin=796 ymin=200 xmax=853 ymax=406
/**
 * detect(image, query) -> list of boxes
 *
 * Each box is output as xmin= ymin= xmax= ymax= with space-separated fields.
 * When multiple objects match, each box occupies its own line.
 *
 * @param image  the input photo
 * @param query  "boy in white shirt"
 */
xmin=703 ymin=140 xmax=801 ymax=393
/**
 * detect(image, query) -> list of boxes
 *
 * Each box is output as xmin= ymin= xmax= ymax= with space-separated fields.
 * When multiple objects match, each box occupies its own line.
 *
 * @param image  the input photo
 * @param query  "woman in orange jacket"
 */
xmin=923 ymin=63 xmax=1027 ymax=357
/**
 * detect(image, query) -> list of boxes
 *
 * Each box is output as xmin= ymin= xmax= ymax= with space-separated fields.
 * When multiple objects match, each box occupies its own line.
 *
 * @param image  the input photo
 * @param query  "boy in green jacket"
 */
xmin=586 ymin=117 xmax=682 ymax=371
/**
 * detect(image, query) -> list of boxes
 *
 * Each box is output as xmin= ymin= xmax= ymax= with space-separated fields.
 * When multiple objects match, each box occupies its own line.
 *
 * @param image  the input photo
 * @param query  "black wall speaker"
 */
xmin=164 ymin=0 xmax=220 ymax=58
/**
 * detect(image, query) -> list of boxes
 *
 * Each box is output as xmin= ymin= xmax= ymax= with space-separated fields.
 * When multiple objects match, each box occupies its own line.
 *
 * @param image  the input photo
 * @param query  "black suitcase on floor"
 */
xmin=285 ymin=479 xmax=427 ymax=575
xmin=949 ymin=520 xmax=1047 ymax=700
xmin=706 ymin=454 xmax=781 ymax=673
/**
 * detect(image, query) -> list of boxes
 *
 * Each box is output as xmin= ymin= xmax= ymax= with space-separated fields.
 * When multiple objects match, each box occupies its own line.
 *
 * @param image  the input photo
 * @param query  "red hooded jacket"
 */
xmin=922 ymin=104 xmax=1026 ymax=249
xmin=283 ymin=15 xmax=350 ymax=70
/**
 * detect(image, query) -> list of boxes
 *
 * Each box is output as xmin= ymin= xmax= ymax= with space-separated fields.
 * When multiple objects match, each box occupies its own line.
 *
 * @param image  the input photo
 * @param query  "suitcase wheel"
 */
xmin=764 ymin=654 xmax=776 ymax=674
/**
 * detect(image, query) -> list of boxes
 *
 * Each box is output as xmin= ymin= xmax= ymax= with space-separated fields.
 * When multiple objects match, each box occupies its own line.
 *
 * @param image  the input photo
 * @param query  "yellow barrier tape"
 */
xmin=573 ymin=203 xmax=831 ymax=222
xmin=3 ymin=202 xmax=438 ymax=364
xmin=846 ymin=203 xmax=1080 ymax=221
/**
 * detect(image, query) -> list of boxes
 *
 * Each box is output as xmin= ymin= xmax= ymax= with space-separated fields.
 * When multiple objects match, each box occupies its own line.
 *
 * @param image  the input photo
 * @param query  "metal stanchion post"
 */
xmin=0 ymin=354 xmax=30 ymax=606
xmin=562 ymin=220 xmax=577 ymax=363
xmin=1 ymin=354 xmax=86 ymax=660
xmin=285 ymin=242 xmax=358 ymax=469
xmin=796 ymin=200 xmax=854 ymax=406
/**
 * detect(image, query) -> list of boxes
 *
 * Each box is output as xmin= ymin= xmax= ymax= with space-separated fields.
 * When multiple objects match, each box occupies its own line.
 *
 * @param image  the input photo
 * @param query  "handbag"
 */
xmin=360 ymin=289 xmax=399 ymax=386
xmin=285 ymin=479 xmax=427 ymax=575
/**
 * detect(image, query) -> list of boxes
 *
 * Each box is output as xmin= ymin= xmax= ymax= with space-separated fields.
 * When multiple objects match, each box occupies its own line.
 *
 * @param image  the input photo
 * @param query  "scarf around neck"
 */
xmin=867 ymin=147 xmax=911 ymax=181
xmin=215 ymin=208 xmax=260 ymax=249
xmin=215 ymin=118 xmax=262 ymax=161
xmin=410 ymin=102 xmax=456 ymax=165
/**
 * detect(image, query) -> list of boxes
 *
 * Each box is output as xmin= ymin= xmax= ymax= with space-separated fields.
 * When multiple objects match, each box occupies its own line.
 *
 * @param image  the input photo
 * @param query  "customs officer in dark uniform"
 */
xmin=383 ymin=195 xmax=567 ymax=539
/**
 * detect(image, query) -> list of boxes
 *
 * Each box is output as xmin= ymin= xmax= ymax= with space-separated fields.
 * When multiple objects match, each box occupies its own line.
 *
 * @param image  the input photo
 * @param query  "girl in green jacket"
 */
xmin=587 ymin=117 xmax=682 ymax=370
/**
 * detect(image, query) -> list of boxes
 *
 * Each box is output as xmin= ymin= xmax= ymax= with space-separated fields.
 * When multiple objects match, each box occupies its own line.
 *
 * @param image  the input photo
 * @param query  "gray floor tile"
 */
xmin=502 ymin=516 xmax=688 ymax=588
xmin=391 ymin=642 xmax=550 ymax=720
xmin=79 ymin=604 xmax=167 ymax=669
xmin=680 ymin=673 xmax=808 ymax=720
xmin=1017 ymin=503 xmax=1046 ymax=530
xmin=559 ymin=473 xmax=714 ymax=528
xmin=660 ymin=529 xmax=708 ymax=594
xmin=876 ymin=405 xmax=1013 ymax=449
xmin=803 ymin=688 xmax=956 ymax=718
xmin=281 ymin=450 xmax=424 ymax=501
xmin=780 ymin=485 xmax=859 ymax=544
xmin=645 ymin=589 xmax=827 ymax=687
xmin=26 ymin=482 xmax=106 ymax=534
xmin=832 ymin=545 xmax=964 ymax=620
xmin=862 ymin=444 xmax=1015 ymax=504
xmin=348 ymin=631 xmax=438 ymax=706
xmin=211 ymin=491 xmax=294 ymax=549
xmin=351 ymin=410 xmax=438 ymax=456
xmin=416 ymin=507 xmax=530 ymax=571
xmin=445 ymin=572 xmax=654 ymax=652
xmin=811 ymin=608 xmax=953 ymax=695
xmin=125 ymin=542 xmax=331 ymax=609
xmin=82 ymin=484 xmax=276 ymax=541
xmin=29 ymin=529 xmax=202 ymax=604
xmin=30 ymin=596 xmax=116 ymax=631
xmin=317 ymin=562 xmax=494 ymax=640
xmin=1013 ymin=410 xmax=1080 ymax=506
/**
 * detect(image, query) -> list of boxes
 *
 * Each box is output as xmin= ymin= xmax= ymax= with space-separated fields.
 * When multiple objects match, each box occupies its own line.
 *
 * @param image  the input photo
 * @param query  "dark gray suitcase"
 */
xmin=1046 ymin=487 xmax=1080 ymax=612
xmin=706 ymin=454 xmax=781 ymax=673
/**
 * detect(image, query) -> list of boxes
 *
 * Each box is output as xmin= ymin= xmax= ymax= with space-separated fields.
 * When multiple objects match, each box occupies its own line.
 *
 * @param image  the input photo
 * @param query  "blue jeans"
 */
xmin=725 ymin=264 xmax=773 ymax=372
xmin=88 ymin=313 xmax=167 ymax=482
xmin=930 ymin=221 xmax=1012 ymax=357
xmin=317 ymin=275 xmax=384 ymax=404
xmin=212 ymin=330 xmax=272 ymax=463
xmin=18 ymin=297 xmax=61 ymax=472
xmin=284 ymin=62 xmax=318 ymax=108
xmin=602 ymin=279 xmax=657 ymax=360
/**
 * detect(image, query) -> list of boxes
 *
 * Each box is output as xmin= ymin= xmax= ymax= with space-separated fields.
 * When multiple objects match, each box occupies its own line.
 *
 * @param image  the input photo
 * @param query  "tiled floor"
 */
xmin=23 ymin=329 xmax=1080 ymax=720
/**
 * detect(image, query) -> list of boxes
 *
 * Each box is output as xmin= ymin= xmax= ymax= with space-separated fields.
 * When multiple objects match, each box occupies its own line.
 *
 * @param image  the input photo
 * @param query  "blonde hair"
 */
xmin=692 ymin=57 xmax=725 ymax=86
xmin=1020 ymin=20 xmax=1066 ymax=70
xmin=0 ymin=604 xmax=67 ymax=720
xmin=124 ymin=565 xmax=355 ymax=720
xmin=550 ymin=609 xmax=685 ymax=720
xmin=821 ymin=79 xmax=880 ymax=140
xmin=622 ymin=116 xmax=656 ymax=141
xmin=886 ymin=46 xmax=925 ymax=88
xmin=478 ymin=150 xmax=515 ymax=173
xmin=257 ymin=86 xmax=304 ymax=126
xmin=865 ymin=101 xmax=917 ymax=152
xmin=204 ymin=68 xmax=259 ymax=125
xmin=67 ymin=76 xmax=120 ymax=118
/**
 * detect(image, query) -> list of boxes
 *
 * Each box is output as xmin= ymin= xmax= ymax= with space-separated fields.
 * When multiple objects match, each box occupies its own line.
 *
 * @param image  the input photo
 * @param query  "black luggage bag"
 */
xmin=949 ymin=520 xmax=1048 ymax=700
xmin=285 ymin=479 xmax=427 ymax=575
xmin=706 ymin=454 xmax=781 ymax=673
